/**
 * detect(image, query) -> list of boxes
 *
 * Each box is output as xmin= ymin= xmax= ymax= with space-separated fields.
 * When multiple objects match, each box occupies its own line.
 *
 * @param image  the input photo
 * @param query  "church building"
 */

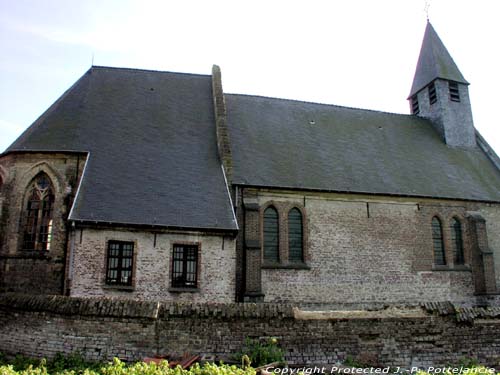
xmin=1 ymin=22 xmax=499 ymax=306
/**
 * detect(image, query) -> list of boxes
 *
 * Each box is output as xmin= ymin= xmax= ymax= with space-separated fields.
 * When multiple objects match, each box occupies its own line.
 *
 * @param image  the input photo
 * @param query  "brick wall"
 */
xmin=0 ymin=153 xmax=85 ymax=294
xmin=242 ymin=189 xmax=500 ymax=306
xmin=479 ymin=205 xmax=500 ymax=291
xmin=70 ymin=227 xmax=236 ymax=302
xmin=0 ymin=294 xmax=499 ymax=368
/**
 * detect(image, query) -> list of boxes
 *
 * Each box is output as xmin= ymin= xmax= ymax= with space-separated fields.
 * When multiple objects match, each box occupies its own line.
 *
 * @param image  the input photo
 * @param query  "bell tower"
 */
xmin=408 ymin=22 xmax=475 ymax=148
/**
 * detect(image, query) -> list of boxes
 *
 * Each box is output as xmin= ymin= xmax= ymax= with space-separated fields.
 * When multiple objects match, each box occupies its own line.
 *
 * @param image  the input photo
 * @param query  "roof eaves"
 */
xmin=1 ymin=149 xmax=89 ymax=158
xmin=68 ymin=218 xmax=239 ymax=234
xmin=408 ymin=77 xmax=470 ymax=100
xmin=232 ymin=182 xmax=500 ymax=204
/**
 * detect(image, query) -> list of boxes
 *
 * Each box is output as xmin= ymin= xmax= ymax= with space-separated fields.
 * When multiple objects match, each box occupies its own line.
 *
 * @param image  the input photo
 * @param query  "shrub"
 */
xmin=0 ymin=356 xmax=258 ymax=375
xmin=234 ymin=337 xmax=285 ymax=367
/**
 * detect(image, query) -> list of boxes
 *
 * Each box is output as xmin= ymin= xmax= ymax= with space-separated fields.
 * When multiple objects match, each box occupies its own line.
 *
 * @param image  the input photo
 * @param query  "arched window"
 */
xmin=22 ymin=173 xmax=54 ymax=251
xmin=288 ymin=208 xmax=303 ymax=262
xmin=431 ymin=217 xmax=446 ymax=265
xmin=263 ymin=206 xmax=279 ymax=262
xmin=451 ymin=218 xmax=464 ymax=265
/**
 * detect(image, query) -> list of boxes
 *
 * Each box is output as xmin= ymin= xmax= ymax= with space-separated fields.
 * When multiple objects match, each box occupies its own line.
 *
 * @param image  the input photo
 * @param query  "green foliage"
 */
xmin=415 ymin=367 xmax=498 ymax=375
xmin=457 ymin=357 xmax=480 ymax=369
xmin=0 ymin=356 xmax=257 ymax=375
xmin=234 ymin=337 xmax=285 ymax=367
xmin=47 ymin=352 xmax=100 ymax=374
xmin=343 ymin=355 xmax=367 ymax=368
xmin=6 ymin=355 xmax=41 ymax=372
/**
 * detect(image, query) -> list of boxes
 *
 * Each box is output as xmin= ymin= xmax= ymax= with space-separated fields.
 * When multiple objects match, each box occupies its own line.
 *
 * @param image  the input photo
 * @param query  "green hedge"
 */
xmin=0 ymin=358 xmax=257 ymax=375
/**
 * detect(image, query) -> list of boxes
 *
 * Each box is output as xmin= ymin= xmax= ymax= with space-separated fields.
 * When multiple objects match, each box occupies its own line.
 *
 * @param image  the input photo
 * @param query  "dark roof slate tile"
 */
xmin=226 ymin=93 xmax=500 ymax=202
xmin=7 ymin=66 xmax=237 ymax=230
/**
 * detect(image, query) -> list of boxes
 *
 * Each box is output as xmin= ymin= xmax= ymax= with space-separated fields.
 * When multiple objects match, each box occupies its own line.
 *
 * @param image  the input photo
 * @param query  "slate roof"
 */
xmin=409 ymin=22 xmax=469 ymax=98
xmin=226 ymin=94 xmax=500 ymax=202
xmin=6 ymin=66 xmax=238 ymax=231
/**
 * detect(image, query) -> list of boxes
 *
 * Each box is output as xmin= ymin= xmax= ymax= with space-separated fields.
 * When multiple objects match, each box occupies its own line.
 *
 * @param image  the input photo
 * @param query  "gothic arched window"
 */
xmin=288 ymin=208 xmax=303 ymax=262
xmin=22 ymin=173 xmax=54 ymax=251
xmin=431 ymin=216 xmax=446 ymax=265
xmin=451 ymin=218 xmax=464 ymax=265
xmin=263 ymin=206 xmax=279 ymax=262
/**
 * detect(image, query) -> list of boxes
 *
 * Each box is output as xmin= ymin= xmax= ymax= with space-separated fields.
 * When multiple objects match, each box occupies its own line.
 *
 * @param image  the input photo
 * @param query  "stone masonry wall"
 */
xmin=0 ymin=152 xmax=85 ymax=294
xmin=70 ymin=227 xmax=236 ymax=303
xmin=478 ymin=205 xmax=500 ymax=291
xmin=0 ymin=294 xmax=499 ymax=368
xmin=244 ymin=189 xmax=500 ymax=306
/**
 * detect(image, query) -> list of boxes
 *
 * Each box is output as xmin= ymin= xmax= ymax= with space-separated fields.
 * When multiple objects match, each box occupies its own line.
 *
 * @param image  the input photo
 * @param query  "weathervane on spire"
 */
xmin=424 ymin=0 xmax=431 ymax=21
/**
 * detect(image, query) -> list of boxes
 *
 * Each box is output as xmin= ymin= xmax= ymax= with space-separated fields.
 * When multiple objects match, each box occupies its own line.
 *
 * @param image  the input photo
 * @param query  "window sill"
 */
xmin=432 ymin=265 xmax=471 ymax=272
xmin=168 ymin=287 xmax=200 ymax=293
xmin=6 ymin=251 xmax=51 ymax=260
xmin=102 ymin=284 xmax=135 ymax=292
xmin=262 ymin=262 xmax=310 ymax=270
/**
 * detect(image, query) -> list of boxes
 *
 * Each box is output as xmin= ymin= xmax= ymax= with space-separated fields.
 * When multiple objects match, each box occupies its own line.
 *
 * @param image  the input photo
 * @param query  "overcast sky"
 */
xmin=1 ymin=0 xmax=499 ymax=154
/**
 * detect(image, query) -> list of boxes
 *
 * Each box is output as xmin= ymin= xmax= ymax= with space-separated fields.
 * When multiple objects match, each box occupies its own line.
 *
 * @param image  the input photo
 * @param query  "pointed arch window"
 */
xmin=263 ymin=206 xmax=279 ymax=262
xmin=451 ymin=218 xmax=464 ymax=265
xmin=288 ymin=208 xmax=303 ymax=262
xmin=431 ymin=217 xmax=446 ymax=265
xmin=22 ymin=173 xmax=54 ymax=251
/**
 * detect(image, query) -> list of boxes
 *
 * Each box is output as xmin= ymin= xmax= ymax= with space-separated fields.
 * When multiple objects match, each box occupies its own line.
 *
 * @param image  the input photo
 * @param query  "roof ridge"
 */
xmin=90 ymin=65 xmax=211 ymax=77
xmin=226 ymin=92 xmax=417 ymax=119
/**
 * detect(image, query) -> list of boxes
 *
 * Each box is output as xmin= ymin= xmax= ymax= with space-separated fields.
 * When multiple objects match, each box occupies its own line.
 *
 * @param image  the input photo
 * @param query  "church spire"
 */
xmin=408 ymin=22 xmax=476 ymax=148
xmin=409 ymin=21 xmax=468 ymax=98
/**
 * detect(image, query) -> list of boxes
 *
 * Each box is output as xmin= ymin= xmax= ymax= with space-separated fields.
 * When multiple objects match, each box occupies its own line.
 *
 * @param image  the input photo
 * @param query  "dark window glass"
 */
xmin=429 ymin=82 xmax=437 ymax=105
xmin=451 ymin=218 xmax=464 ymax=265
xmin=288 ymin=208 xmax=303 ymax=262
xmin=106 ymin=241 xmax=134 ymax=286
xmin=449 ymin=81 xmax=460 ymax=102
xmin=411 ymin=96 xmax=420 ymax=115
xmin=432 ymin=217 xmax=446 ymax=265
xmin=22 ymin=174 xmax=54 ymax=251
xmin=172 ymin=244 xmax=198 ymax=288
xmin=263 ymin=207 xmax=279 ymax=262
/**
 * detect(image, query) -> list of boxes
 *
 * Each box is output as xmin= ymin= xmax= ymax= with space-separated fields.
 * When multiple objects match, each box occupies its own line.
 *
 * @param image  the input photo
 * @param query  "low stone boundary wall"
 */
xmin=0 ymin=294 xmax=499 ymax=368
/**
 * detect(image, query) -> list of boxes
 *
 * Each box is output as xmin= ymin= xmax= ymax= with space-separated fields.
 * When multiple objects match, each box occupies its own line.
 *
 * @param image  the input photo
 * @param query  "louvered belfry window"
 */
xmin=449 ymin=81 xmax=460 ymax=102
xmin=172 ymin=244 xmax=198 ymax=288
xmin=263 ymin=206 xmax=279 ymax=262
xmin=428 ymin=82 xmax=437 ymax=105
xmin=22 ymin=173 xmax=54 ymax=251
xmin=411 ymin=96 xmax=420 ymax=115
xmin=288 ymin=208 xmax=303 ymax=262
xmin=106 ymin=241 xmax=134 ymax=286
xmin=431 ymin=217 xmax=446 ymax=265
xmin=451 ymin=218 xmax=464 ymax=265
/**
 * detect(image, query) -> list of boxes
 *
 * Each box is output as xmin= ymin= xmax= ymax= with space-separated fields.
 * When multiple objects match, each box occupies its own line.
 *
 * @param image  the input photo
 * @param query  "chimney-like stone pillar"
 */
xmin=467 ymin=212 xmax=497 ymax=295
xmin=211 ymin=65 xmax=233 ymax=183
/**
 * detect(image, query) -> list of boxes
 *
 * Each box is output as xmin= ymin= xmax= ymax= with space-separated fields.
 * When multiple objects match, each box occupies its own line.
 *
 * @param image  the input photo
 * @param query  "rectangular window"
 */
xmin=411 ymin=96 xmax=420 ymax=115
xmin=106 ymin=241 xmax=134 ymax=286
xmin=449 ymin=81 xmax=460 ymax=102
xmin=428 ymin=83 xmax=437 ymax=105
xmin=171 ymin=244 xmax=198 ymax=288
